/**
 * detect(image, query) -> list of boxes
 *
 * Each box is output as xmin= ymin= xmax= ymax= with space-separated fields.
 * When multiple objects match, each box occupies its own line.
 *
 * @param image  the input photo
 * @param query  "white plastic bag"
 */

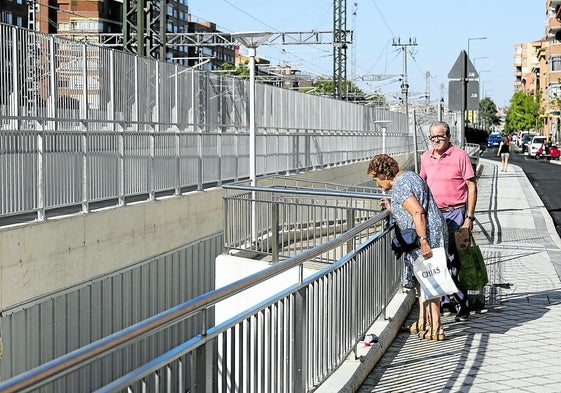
xmin=413 ymin=247 xmax=458 ymax=301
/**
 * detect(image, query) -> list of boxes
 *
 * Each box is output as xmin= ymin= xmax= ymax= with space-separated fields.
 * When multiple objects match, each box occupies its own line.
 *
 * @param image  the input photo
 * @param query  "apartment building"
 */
xmin=515 ymin=1 xmax=561 ymax=140
xmin=1 ymin=0 xmax=28 ymax=28
xmin=513 ymin=41 xmax=541 ymax=94
xmin=544 ymin=0 xmax=561 ymax=139
xmin=185 ymin=19 xmax=236 ymax=70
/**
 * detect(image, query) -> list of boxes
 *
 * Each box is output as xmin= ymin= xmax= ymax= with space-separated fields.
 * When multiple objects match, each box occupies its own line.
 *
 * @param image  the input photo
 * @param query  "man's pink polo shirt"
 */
xmin=419 ymin=144 xmax=474 ymax=208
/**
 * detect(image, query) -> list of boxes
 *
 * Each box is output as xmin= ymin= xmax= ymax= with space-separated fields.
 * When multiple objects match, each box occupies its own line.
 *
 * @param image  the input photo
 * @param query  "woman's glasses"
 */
xmin=429 ymin=134 xmax=447 ymax=142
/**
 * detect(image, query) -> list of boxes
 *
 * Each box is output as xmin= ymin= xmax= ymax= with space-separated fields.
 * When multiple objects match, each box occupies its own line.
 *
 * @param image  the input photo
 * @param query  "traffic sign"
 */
xmin=448 ymin=50 xmax=479 ymax=80
xmin=448 ymin=80 xmax=479 ymax=110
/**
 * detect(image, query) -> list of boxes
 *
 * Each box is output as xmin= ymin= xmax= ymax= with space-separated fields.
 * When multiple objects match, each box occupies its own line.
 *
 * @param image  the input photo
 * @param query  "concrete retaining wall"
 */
xmin=0 ymin=190 xmax=223 ymax=310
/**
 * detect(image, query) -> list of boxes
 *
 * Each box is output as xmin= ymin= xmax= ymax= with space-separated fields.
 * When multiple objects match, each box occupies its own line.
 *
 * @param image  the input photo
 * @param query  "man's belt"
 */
xmin=438 ymin=204 xmax=466 ymax=213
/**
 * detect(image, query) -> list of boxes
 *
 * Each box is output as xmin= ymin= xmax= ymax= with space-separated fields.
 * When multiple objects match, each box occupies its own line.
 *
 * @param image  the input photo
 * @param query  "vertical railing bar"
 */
xmin=149 ymin=61 xmax=159 ymax=201
xmin=239 ymin=321 xmax=246 ymax=393
xmin=81 ymin=128 xmax=89 ymax=214
xmin=149 ymin=126 xmax=155 ymax=201
xmin=195 ymin=70 xmax=203 ymax=191
xmin=293 ymin=287 xmax=307 ymax=392
xmin=177 ymin=359 xmax=183 ymax=393
xmin=80 ymin=43 xmax=90 ymax=213
xmin=36 ymin=126 xmax=45 ymax=221
xmin=47 ymin=35 xmax=56 ymax=131
xmin=271 ymin=304 xmax=278 ymax=392
xmin=271 ymin=200 xmax=279 ymax=263
xmin=259 ymin=311 xmax=265 ymax=393
xmin=10 ymin=27 xmax=19 ymax=131
xmin=265 ymin=307 xmax=271 ymax=393
xmin=173 ymin=65 xmax=181 ymax=196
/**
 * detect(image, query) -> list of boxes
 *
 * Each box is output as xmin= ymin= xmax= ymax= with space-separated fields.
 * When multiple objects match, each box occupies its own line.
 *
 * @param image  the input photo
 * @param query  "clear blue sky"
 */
xmin=188 ymin=0 xmax=545 ymax=108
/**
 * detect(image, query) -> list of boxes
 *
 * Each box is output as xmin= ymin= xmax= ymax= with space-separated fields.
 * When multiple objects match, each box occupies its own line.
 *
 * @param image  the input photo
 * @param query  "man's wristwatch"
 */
xmin=466 ymin=215 xmax=475 ymax=221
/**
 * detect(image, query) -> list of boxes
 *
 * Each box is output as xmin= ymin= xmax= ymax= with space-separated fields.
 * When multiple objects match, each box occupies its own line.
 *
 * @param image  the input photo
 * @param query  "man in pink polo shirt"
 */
xmin=420 ymin=121 xmax=477 ymax=322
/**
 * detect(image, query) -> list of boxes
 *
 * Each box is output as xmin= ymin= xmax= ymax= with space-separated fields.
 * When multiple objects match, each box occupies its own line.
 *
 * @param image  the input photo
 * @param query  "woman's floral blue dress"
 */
xmin=390 ymin=171 xmax=448 ymax=287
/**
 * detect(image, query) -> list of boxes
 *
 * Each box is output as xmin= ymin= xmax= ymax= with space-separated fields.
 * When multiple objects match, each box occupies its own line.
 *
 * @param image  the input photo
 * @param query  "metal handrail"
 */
xmin=223 ymin=182 xmax=383 ymax=200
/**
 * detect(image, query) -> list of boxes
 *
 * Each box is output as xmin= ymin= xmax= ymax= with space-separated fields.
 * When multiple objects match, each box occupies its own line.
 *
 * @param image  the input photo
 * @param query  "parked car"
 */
xmin=535 ymin=143 xmax=561 ymax=160
xmin=528 ymin=136 xmax=546 ymax=158
xmin=487 ymin=132 xmax=502 ymax=148
xmin=520 ymin=133 xmax=535 ymax=153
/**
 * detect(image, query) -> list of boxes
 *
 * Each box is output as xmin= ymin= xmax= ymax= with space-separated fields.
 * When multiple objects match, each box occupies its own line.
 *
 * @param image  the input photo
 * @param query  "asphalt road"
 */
xmin=480 ymin=145 xmax=561 ymax=237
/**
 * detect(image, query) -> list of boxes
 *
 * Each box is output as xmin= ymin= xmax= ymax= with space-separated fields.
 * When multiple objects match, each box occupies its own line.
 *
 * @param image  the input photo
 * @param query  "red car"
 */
xmin=535 ymin=143 xmax=561 ymax=160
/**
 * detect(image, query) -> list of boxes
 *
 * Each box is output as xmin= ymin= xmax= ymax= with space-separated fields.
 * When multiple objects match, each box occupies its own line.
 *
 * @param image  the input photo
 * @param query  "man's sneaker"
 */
xmin=455 ymin=310 xmax=470 ymax=322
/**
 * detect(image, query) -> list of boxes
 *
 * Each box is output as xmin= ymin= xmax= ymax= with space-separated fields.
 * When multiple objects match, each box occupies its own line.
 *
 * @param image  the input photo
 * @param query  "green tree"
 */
xmin=479 ymin=97 xmax=500 ymax=130
xmin=221 ymin=62 xmax=249 ymax=77
xmin=309 ymin=79 xmax=363 ymax=98
xmin=504 ymin=90 xmax=539 ymax=133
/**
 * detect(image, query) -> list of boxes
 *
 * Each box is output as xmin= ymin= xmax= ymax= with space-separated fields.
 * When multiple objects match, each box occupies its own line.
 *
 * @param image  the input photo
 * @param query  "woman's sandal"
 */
xmin=400 ymin=321 xmax=424 ymax=334
xmin=430 ymin=332 xmax=445 ymax=341
xmin=418 ymin=326 xmax=444 ymax=341
xmin=418 ymin=327 xmax=431 ymax=340
xmin=429 ymin=331 xmax=445 ymax=341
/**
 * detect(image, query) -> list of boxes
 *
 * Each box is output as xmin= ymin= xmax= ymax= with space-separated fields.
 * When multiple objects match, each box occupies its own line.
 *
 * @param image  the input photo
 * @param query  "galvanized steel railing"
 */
xmin=0 ymin=207 xmax=398 ymax=392
xmin=223 ymin=177 xmax=385 ymax=261
xmin=0 ymin=23 xmax=418 ymax=225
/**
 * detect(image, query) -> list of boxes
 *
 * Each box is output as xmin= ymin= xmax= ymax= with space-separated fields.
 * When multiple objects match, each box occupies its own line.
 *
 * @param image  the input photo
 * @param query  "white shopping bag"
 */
xmin=413 ymin=247 xmax=458 ymax=301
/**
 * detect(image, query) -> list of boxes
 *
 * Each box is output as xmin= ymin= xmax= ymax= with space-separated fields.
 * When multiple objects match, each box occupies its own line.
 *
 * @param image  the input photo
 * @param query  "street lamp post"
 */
xmin=232 ymin=32 xmax=272 ymax=247
xmin=482 ymin=81 xmax=492 ymax=130
xmin=472 ymin=57 xmax=488 ymax=127
xmin=476 ymin=70 xmax=490 ymax=127
xmin=467 ymin=36 xmax=487 ymax=57
xmin=231 ymin=32 xmax=273 ymax=187
xmin=482 ymin=81 xmax=492 ymax=99
xmin=465 ymin=38 xmax=486 ymax=132
xmin=472 ymin=56 xmax=488 ymax=67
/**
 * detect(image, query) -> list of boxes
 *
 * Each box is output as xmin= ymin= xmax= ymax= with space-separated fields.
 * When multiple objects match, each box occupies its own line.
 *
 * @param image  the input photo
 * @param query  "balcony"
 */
xmin=548 ymin=20 xmax=561 ymax=38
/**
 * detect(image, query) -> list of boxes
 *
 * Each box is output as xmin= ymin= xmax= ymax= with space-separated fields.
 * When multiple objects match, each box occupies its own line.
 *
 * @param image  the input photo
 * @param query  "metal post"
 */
xmin=248 ymin=47 xmax=256 ymax=187
xmin=81 ymin=43 xmax=89 ymax=214
xmin=467 ymin=36 xmax=487 ymax=58
xmin=412 ymin=110 xmax=418 ymax=172
xmin=232 ymin=32 xmax=272 ymax=247
xmin=392 ymin=38 xmax=417 ymax=170
xmin=293 ymin=287 xmax=308 ymax=392
xmin=460 ymin=50 xmax=467 ymax=149
xmin=382 ymin=126 xmax=386 ymax=154
xmin=272 ymin=202 xmax=279 ymax=263
xmin=173 ymin=65 xmax=181 ymax=196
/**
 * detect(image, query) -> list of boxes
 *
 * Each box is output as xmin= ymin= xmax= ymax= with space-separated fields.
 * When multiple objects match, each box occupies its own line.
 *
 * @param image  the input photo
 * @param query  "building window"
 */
xmin=551 ymin=56 xmax=561 ymax=72
xmin=70 ymin=19 xmax=101 ymax=32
